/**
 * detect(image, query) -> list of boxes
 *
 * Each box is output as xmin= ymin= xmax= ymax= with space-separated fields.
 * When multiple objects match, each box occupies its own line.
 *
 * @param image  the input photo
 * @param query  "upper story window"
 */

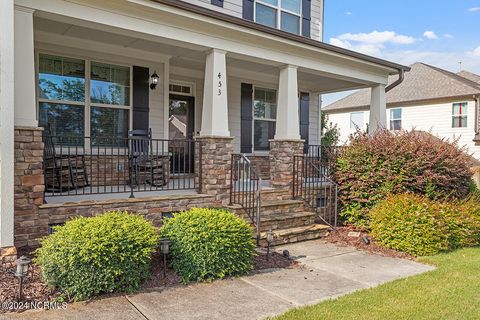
xmin=38 ymin=53 xmax=131 ymax=146
xmin=253 ymin=87 xmax=277 ymax=151
xmin=452 ymin=102 xmax=467 ymax=128
xmin=350 ymin=112 xmax=364 ymax=129
xmin=389 ymin=108 xmax=402 ymax=131
xmin=255 ymin=0 xmax=302 ymax=34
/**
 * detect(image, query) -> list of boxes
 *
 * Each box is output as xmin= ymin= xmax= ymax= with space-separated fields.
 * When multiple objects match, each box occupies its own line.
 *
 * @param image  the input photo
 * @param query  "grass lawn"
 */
xmin=271 ymin=247 xmax=480 ymax=320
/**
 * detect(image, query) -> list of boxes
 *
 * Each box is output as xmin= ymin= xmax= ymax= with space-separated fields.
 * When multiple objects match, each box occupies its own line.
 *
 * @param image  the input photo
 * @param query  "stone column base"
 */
xmin=0 ymin=246 xmax=17 ymax=262
xmin=269 ymin=139 xmax=304 ymax=189
xmin=195 ymin=136 xmax=234 ymax=204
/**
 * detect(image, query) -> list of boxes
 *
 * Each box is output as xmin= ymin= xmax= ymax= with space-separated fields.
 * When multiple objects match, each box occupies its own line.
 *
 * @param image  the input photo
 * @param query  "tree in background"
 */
xmin=321 ymin=112 xmax=340 ymax=146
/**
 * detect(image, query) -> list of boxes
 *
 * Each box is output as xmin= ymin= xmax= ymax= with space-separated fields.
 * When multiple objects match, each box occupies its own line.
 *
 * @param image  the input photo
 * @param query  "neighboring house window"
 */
xmin=390 ymin=108 xmax=402 ymax=130
xmin=253 ymin=87 xmax=277 ymax=151
xmin=255 ymin=0 xmax=301 ymax=34
xmin=452 ymin=102 xmax=468 ymax=128
xmin=350 ymin=112 xmax=364 ymax=129
xmin=38 ymin=54 xmax=131 ymax=145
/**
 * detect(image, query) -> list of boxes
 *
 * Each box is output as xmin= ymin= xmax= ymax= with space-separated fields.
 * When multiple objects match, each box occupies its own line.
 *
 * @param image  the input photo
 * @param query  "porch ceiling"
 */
xmin=34 ymin=15 xmax=370 ymax=93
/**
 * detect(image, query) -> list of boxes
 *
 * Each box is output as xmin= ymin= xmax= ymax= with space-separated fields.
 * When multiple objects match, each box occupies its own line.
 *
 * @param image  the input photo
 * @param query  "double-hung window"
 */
xmin=452 ymin=102 xmax=467 ymax=128
xmin=38 ymin=53 xmax=131 ymax=146
xmin=253 ymin=87 xmax=277 ymax=151
xmin=350 ymin=112 xmax=364 ymax=129
xmin=389 ymin=108 xmax=402 ymax=130
xmin=255 ymin=0 xmax=302 ymax=34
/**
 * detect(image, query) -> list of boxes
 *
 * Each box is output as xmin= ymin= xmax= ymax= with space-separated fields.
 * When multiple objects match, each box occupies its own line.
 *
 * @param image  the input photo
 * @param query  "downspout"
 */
xmin=385 ymin=68 xmax=405 ymax=93
xmin=474 ymin=95 xmax=479 ymax=135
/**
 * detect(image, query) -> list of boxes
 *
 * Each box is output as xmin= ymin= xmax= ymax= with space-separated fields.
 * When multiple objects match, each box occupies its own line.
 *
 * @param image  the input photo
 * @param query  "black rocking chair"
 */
xmin=43 ymin=128 xmax=89 ymax=192
xmin=128 ymin=129 xmax=169 ymax=187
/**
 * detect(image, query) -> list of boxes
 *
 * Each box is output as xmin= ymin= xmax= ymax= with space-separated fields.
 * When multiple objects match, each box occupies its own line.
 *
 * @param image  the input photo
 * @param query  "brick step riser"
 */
xmin=258 ymin=229 xmax=329 ymax=247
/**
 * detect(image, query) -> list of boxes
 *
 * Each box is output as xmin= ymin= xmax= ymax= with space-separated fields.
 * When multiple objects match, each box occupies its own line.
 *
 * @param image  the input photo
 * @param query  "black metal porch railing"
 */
xmin=230 ymin=154 xmax=262 ymax=244
xmin=303 ymin=144 xmax=344 ymax=176
xmin=293 ymin=154 xmax=338 ymax=228
xmin=42 ymin=135 xmax=201 ymax=198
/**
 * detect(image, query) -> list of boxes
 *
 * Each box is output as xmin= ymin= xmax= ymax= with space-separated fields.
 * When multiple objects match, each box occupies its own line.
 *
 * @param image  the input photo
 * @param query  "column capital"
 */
xmin=206 ymin=48 xmax=228 ymax=55
xmin=279 ymin=64 xmax=298 ymax=70
xmin=14 ymin=5 xmax=36 ymax=14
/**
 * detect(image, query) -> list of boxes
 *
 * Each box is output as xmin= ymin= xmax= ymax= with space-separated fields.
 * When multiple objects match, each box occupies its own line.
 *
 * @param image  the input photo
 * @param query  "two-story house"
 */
xmin=0 ymin=0 xmax=409 ymax=259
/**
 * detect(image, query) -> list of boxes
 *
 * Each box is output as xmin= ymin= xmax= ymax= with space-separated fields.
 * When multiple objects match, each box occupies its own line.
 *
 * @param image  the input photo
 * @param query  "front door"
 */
xmin=169 ymin=94 xmax=195 ymax=173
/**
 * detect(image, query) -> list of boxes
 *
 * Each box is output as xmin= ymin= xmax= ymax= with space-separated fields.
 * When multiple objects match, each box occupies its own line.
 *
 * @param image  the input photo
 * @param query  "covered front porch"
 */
xmin=1 ymin=0 xmax=407 ymax=252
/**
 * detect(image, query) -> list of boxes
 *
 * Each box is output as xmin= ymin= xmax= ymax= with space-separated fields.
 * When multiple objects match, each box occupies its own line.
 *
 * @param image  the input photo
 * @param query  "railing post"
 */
xmin=256 ymin=177 xmax=262 ymax=246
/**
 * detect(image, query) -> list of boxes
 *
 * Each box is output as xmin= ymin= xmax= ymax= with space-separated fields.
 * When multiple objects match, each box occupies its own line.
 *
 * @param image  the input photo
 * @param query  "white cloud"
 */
xmin=469 ymin=46 xmax=480 ymax=57
xmin=468 ymin=7 xmax=480 ymax=12
xmin=329 ymin=31 xmax=416 ymax=56
xmin=423 ymin=31 xmax=438 ymax=39
xmin=335 ymin=30 xmax=416 ymax=45
xmin=444 ymin=33 xmax=453 ymax=39
xmin=345 ymin=11 xmax=352 ymax=15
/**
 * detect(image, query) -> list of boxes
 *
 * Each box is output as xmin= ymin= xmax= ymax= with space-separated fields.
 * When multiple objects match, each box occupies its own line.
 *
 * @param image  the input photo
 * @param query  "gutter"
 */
xmin=147 ymin=0 xmax=410 ymax=74
xmin=385 ymin=68 xmax=405 ymax=93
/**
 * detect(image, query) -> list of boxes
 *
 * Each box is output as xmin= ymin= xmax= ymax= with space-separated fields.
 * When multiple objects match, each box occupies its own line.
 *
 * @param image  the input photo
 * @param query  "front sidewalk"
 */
xmin=1 ymin=241 xmax=434 ymax=320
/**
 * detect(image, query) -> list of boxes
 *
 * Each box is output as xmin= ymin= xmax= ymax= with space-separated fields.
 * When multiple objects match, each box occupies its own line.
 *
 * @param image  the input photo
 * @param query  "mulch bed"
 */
xmin=324 ymin=225 xmax=414 ymax=260
xmin=1 ymin=249 xmax=296 ymax=313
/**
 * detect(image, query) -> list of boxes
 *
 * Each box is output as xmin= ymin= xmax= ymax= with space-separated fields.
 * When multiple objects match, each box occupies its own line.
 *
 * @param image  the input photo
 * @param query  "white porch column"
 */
xmin=275 ymin=65 xmax=300 ymax=140
xmin=368 ymin=84 xmax=387 ymax=133
xmin=14 ymin=6 xmax=37 ymax=127
xmin=0 ymin=0 xmax=15 ymax=253
xmin=200 ymin=49 xmax=230 ymax=137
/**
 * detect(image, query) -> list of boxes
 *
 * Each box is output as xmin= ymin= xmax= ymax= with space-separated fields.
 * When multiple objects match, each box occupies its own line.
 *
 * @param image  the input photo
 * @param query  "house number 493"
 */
xmin=217 ymin=72 xmax=223 ymax=96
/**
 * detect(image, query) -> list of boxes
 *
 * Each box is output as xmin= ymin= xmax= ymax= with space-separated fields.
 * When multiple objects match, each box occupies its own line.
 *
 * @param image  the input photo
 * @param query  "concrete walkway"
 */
xmin=1 ymin=240 xmax=434 ymax=320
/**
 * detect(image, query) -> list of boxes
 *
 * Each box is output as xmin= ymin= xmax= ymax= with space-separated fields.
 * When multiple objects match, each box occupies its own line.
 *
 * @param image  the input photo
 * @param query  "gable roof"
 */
xmin=457 ymin=70 xmax=480 ymax=84
xmin=323 ymin=62 xmax=480 ymax=112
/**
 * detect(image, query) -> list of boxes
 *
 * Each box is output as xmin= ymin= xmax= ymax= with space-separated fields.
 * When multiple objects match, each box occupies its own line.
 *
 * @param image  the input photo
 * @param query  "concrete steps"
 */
xmin=259 ymin=224 xmax=330 ymax=247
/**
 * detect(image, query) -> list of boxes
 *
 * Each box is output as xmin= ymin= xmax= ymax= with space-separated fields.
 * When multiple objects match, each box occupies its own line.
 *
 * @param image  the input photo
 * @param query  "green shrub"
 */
xmin=161 ymin=208 xmax=256 ymax=283
xmin=35 ymin=211 xmax=159 ymax=300
xmin=370 ymin=194 xmax=480 ymax=256
xmin=335 ymin=130 xmax=473 ymax=225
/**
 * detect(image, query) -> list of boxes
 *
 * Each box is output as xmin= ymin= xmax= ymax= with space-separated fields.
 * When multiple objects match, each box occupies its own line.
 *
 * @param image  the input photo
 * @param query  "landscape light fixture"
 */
xmin=150 ymin=71 xmax=159 ymax=90
xmin=159 ymin=238 xmax=171 ymax=278
xmin=15 ymin=256 xmax=31 ymax=301
xmin=266 ymin=229 xmax=274 ymax=261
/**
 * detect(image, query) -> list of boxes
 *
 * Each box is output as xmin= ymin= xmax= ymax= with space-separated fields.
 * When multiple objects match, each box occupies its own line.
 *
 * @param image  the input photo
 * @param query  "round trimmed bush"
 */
xmin=160 ymin=208 xmax=256 ymax=283
xmin=335 ymin=129 xmax=473 ymax=225
xmin=35 ymin=211 xmax=159 ymax=300
xmin=370 ymin=194 xmax=480 ymax=256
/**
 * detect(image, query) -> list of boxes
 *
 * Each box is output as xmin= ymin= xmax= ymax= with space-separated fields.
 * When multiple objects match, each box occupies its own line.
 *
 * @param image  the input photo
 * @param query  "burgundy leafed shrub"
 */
xmin=335 ymin=129 xmax=473 ymax=225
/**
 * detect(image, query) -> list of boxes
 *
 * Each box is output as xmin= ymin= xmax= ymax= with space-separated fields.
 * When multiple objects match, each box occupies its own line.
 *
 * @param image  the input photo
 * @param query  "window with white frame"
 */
xmin=389 ymin=108 xmax=402 ymax=130
xmin=350 ymin=112 xmax=364 ymax=129
xmin=38 ymin=53 xmax=131 ymax=146
xmin=255 ymin=0 xmax=302 ymax=34
xmin=452 ymin=102 xmax=468 ymax=128
xmin=253 ymin=87 xmax=277 ymax=151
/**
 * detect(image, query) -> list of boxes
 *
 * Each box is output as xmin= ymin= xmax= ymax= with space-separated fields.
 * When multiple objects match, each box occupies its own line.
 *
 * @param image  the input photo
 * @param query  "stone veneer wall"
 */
xmin=14 ymin=127 xmax=45 ymax=249
xmin=38 ymin=194 xmax=219 ymax=234
xmin=269 ymin=139 xmax=304 ymax=189
xmin=195 ymin=136 xmax=233 ymax=204
xmin=248 ymin=155 xmax=270 ymax=180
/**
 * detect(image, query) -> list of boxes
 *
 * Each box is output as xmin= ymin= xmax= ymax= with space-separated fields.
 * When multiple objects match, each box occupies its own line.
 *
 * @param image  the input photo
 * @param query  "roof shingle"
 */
xmin=323 ymin=62 xmax=480 ymax=112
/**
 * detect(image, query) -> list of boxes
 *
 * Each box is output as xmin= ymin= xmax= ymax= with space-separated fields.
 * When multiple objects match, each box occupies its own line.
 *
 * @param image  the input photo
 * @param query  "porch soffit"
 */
xmin=18 ymin=0 xmax=399 ymax=86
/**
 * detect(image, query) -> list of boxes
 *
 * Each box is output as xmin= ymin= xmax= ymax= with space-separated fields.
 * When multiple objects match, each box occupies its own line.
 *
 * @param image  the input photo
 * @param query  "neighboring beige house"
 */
xmin=0 ymin=0 xmax=409 ymax=259
xmin=323 ymin=63 xmax=480 ymax=158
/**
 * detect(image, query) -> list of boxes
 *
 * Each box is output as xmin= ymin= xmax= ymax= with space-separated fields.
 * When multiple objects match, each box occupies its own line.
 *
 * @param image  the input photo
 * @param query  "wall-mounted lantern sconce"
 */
xmin=150 ymin=71 xmax=159 ymax=90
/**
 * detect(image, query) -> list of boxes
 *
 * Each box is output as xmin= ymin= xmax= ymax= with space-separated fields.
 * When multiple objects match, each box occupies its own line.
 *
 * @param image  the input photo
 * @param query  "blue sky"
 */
xmin=322 ymin=0 xmax=480 ymax=105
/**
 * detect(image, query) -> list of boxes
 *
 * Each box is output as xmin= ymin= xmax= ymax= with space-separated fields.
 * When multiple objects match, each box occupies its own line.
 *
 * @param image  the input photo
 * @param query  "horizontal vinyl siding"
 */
xmin=326 ymin=109 xmax=369 ymax=144
xmin=309 ymin=93 xmax=320 ymax=145
xmin=395 ymin=101 xmax=480 ymax=159
xmin=326 ymin=100 xmax=480 ymax=159
xmin=311 ymin=0 xmax=324 ymax=41
xmin=180 ymin=0 xmax=243 ymax=18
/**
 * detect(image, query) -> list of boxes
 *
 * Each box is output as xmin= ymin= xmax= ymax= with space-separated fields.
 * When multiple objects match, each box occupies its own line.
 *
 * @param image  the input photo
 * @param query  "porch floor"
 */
xmin=44 ymin=180 xmax=273 ymax=204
